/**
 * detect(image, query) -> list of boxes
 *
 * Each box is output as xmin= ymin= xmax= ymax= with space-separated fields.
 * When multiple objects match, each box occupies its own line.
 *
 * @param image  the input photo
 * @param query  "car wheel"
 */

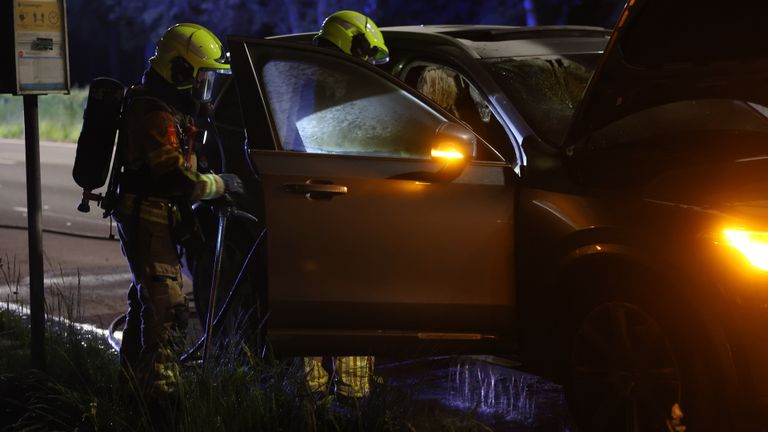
xmin=569 ymin=300 xmax=682 ymax=431
xmin=564 ymin=270 xmax=729 ymax=432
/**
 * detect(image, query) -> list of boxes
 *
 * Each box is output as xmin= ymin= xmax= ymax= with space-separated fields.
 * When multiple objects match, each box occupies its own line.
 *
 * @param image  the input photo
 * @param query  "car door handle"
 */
xmin=282 ymin=181 xmax=348 ymax=199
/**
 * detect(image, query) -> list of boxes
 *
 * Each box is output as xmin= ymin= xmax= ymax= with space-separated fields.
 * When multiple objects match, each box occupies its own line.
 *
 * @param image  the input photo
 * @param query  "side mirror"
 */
xmin=430 ymin=122 xmax=476 ymax=182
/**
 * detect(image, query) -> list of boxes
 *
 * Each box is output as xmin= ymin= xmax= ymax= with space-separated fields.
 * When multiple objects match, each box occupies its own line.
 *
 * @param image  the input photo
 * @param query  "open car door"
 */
xmin=229 ymin=38 xmax=518 ymax=355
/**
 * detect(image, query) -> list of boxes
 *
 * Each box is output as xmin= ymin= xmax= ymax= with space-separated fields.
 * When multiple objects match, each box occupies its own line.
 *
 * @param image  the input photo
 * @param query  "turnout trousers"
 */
xmin=116 ymin=196 xmax=188 ymax=395
xmin=304 ymin=356 xmax=375 ymax=398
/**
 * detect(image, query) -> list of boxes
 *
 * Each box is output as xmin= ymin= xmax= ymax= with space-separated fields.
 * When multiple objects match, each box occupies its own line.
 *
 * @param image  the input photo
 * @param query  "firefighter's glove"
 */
xmin=219 ymin=173 xmax=244 ymax=195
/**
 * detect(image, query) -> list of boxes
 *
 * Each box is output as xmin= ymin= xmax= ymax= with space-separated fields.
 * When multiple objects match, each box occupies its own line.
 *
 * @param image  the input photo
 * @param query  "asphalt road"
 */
xmin=0 ymin=138 xmax=131 ymax=327
xmin=0 ymin=138 xmax=113 ymax=237
xmin=0 ymin=138 xmax=574 ymax=431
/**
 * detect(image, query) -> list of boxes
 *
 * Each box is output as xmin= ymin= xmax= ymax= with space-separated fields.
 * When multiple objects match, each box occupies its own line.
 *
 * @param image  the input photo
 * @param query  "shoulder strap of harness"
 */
xmin=101 ymin=85 xmax=177 ymax=216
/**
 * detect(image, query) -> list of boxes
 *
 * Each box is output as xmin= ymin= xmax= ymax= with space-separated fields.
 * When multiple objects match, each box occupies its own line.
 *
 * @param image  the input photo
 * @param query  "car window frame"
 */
xmin=260 ymin=55 xmax=453 ymax=160
xmin=381 ymin=39 xmax=523 ymax=166
xmin=229 ymin=37 xmax=511 ymax=168
xmin=396 ymin=59 xmax=510 ymax=162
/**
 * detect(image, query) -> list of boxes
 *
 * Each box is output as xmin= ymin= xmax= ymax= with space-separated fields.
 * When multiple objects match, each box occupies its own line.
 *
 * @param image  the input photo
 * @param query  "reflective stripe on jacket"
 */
xmin=120 ymin=93 xmax=223 ymax=202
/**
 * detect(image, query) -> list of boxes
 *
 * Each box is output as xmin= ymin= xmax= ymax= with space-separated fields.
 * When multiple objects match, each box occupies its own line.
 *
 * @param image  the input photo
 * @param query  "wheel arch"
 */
xmin=546 ymin=240 xmax=739 ymax=418
xmin=522 ymin=231 xmax=736 ymax=388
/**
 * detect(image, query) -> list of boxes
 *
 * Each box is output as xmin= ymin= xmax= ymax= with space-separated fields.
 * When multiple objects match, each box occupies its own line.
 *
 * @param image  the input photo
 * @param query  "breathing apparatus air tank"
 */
xmin=72 ymin=77 xmax=125 ymax=213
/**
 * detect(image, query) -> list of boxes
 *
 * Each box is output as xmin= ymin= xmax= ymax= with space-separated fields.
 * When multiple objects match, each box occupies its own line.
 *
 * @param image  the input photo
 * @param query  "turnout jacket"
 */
xmin=118 ymin=70 xmax=223 ymax=205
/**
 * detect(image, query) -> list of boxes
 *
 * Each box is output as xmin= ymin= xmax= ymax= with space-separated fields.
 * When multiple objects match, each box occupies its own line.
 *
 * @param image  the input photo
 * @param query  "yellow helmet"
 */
xmin=149 ymin=23 xmax=231 ymax=101
xmin=315 ymin=11 xmax=389 ymax=65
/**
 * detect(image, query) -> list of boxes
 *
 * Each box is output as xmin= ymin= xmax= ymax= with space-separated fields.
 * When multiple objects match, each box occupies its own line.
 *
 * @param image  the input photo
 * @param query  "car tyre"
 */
xmin=563 ymin=267 xmax=731 ymax=432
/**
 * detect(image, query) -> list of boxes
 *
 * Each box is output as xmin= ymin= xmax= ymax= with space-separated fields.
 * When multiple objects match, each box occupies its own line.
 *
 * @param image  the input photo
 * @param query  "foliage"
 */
xmin=535 ymin=0 xmax=624 ymax=25
xmin=0 ymin=89 xmax=87 ymax=142
xmin=63 ymin=0 xmax=625 ymax=86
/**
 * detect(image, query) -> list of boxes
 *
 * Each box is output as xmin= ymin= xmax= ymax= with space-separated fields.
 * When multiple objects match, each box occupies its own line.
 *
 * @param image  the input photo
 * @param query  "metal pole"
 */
xmin=24 ymin=94 xmax=46 ymax=371
xmin=202 ymin=205 xmax=229 ymax=369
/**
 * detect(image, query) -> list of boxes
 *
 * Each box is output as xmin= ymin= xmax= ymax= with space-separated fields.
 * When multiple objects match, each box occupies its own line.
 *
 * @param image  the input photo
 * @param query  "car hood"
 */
xmin=565 ymin=0 xmax=768 ymax=146
xmin=642 ymin=157 xmax=768 ymax=214
xmin=571 ymin=123 xmax=768 ymax=216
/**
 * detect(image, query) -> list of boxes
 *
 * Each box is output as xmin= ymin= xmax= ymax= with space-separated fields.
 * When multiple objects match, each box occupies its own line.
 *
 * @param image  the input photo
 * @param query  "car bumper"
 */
xmin=722 ymin=301 xmax=768 ymax=427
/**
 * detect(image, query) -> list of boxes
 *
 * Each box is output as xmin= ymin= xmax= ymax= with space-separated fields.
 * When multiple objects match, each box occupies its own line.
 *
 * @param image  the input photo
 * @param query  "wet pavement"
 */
xmin=377 ymin=356 xmax=576 ymax=431
xmin=158 ymin=303 xmax=578 ymax=431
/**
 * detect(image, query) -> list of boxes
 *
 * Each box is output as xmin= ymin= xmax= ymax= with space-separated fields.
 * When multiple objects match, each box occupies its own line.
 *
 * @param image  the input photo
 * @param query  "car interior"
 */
xmin=399 ymin=61 xmax=506 ymax=162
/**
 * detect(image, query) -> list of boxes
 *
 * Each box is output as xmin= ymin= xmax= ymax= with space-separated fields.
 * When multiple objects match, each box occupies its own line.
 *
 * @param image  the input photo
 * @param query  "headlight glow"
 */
xmin=723 ymin=229 xmax=768 ymax=271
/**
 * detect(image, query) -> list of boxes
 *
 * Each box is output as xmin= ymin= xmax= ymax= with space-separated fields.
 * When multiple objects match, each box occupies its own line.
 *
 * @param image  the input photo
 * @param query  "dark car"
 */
xmin=189 ymin=1 xmax=768 ymax=430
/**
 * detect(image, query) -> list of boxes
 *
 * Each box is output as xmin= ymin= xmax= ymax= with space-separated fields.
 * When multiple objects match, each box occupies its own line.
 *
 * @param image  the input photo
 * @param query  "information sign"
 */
xmin=12 ymin=0 xmax=70 ymax=94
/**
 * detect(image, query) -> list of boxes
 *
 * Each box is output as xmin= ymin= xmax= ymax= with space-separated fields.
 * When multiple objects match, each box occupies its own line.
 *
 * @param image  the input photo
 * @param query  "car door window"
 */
xmin=405 ymin=63 xmax=506 ymax=161
xmin=260 ymin=51 xmax=449 ymax=159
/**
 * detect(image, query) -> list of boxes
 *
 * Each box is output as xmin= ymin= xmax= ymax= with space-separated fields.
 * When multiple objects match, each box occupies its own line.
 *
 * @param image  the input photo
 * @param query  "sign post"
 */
xmin=1 ymin=0 xmax=70 ymax=371
xmin=23 ymin=93 xmax=45 ymax=371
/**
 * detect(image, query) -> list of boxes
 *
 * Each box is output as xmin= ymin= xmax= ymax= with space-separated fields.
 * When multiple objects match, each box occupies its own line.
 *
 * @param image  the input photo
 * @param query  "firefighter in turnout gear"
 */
xmin=116 ymin=23 xmax=243 ymax=396
xmin=303 ymin=11 xmax=388 ymax=400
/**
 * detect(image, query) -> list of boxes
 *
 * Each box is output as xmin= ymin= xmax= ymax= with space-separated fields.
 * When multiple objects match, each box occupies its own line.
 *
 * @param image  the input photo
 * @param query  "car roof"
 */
xmin=270 ymin=25 xmax=611 ymax=59
xmin=381 ymin=25 xmax=611 ymax=59
xmin=382 ymin=24 xmax=609 ymax=37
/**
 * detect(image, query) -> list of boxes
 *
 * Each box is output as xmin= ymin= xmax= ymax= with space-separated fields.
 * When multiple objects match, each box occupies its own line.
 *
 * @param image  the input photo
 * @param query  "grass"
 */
xmin=0 ymin=311 xmax=494 ymax=432
xmin=0 ymin=89 xmax=87 ymax=142
xmin=0 ymin=255 xmax=495 ymax=432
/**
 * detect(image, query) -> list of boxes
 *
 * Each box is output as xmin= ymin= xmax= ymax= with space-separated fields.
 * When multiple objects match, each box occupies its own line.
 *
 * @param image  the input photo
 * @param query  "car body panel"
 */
xmin=229 ymin=37 xmax=518 ymax=353
xmin=251 ymin=151 xmax=516 ymax=316
xmin=567 ymin=0 xmax=768 ymax=144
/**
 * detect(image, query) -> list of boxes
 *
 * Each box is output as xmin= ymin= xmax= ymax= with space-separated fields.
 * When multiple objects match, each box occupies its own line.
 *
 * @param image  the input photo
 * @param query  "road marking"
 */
xmin=10 ymin=206 xmax=111 ymax=226
xmin=21 ymin=272 xmax=133 ymax=288
xmin=0 ymin=138 xmax=75 ymax=149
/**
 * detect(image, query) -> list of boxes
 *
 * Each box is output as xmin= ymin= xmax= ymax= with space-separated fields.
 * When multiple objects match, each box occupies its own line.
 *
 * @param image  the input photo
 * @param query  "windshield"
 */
xmin=483 ymin=54 xmax=600 ymax=145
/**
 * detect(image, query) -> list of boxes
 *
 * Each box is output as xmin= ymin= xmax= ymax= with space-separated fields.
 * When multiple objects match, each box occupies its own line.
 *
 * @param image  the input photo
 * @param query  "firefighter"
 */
xmin=115 ymin=22 xmax=243 ymax=396
xmin=303 ymin=10 xmax=388 ymax=400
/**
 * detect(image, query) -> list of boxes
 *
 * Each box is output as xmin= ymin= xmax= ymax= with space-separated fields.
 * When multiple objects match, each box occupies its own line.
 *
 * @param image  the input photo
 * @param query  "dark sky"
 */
xmin=66 ymin=0 xmax=625 ymax=86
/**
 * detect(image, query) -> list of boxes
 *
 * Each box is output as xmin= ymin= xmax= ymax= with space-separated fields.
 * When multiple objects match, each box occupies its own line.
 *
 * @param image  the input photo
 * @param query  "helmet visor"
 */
xmin=350 ymin=33 xmax=389 ymax=65
xmin=367 ymin=47 xmax=389 ymax=65
xmin=193 ymin=67 xmax=232 ymax=102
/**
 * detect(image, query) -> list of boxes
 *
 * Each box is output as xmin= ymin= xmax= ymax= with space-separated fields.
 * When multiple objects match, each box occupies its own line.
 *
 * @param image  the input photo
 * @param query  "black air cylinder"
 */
xmin=72 ymin=77 xmax=125 ymax=190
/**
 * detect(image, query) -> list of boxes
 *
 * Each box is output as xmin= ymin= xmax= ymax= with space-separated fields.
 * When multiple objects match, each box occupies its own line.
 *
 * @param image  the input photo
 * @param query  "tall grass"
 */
xmin=0 ymin=89 xmax=87 ymax=142
xmin=0 ymin=310 xmax=492 ymax=431
xmin=0 ymin=256 xmax=493 ymax=432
